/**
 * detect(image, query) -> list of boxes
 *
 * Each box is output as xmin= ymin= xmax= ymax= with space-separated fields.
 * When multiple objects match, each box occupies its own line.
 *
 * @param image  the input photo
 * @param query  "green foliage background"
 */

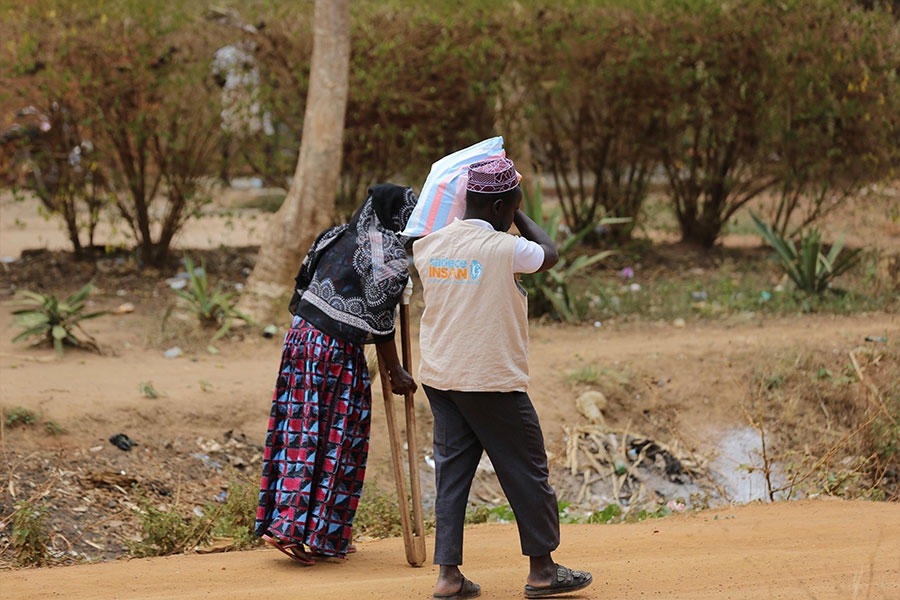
xmin=1 ymin=0 xmax=898 ymax=256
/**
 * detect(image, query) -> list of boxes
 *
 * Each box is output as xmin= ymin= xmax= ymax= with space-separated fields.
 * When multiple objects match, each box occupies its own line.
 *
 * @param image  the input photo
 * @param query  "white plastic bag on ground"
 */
xmin=401 ymin=136 xmax=506 ymax=238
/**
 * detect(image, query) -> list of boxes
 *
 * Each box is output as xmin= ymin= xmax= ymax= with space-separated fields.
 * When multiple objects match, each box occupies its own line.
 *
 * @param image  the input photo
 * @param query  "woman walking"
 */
xmin=255 ymin=184 xmax=418 ymax=563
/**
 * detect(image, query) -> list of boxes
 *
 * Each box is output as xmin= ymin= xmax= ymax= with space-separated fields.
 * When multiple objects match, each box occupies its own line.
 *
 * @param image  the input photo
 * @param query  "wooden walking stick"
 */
xmin=376 ymin=280 xmax=426 ymax=567
xmin=399 ymin=281 xmax=427 ymax=565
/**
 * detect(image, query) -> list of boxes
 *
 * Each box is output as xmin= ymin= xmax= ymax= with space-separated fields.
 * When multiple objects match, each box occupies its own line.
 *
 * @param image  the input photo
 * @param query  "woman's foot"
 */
xmin=261 ymin=533 xmax=315 ymax=566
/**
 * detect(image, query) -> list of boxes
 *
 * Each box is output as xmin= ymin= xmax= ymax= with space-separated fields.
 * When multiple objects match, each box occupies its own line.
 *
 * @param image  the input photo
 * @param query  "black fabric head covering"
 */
xmin=369 ymin=183 xmax=417 ymax=234
xmin=289 ymin=184 xmax=418 ymax=344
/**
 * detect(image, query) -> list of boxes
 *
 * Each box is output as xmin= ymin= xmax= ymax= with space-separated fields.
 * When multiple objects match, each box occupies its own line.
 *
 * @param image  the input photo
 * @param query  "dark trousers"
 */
xmin=424 ymin=385 xmax=561 ymax=565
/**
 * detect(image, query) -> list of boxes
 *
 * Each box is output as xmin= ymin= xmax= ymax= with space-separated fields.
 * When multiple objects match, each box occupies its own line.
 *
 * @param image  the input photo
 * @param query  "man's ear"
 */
xmin=491 ymin=198 xmax=505 ymax=215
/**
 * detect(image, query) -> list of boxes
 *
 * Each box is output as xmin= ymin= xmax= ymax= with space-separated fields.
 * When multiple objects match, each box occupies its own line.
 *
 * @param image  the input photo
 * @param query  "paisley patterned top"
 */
xmin=290 ymin=184 xmax=417 ymax=345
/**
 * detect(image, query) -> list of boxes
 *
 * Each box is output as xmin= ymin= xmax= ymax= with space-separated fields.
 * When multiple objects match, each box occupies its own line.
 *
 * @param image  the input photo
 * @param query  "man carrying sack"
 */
xmin=413 ymin=157 xmax=594 ymax=599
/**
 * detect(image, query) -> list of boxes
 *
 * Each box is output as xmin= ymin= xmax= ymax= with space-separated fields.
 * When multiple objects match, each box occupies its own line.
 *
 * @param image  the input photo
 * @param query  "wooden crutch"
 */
xmin=376 ymin=280 xmax=426 ymax=567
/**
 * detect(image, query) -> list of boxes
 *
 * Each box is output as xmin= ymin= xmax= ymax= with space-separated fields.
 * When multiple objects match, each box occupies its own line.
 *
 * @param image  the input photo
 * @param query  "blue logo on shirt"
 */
xmin=470 ymin=260 xmax=482 ymax=280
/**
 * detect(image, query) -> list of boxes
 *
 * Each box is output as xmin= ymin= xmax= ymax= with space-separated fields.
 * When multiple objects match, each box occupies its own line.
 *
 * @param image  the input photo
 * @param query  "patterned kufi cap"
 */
xmin=466 ymin=157 xmax=520 ymax=194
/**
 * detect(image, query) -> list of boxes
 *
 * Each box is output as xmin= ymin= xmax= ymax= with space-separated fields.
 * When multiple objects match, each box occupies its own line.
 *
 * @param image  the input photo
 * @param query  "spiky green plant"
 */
xmin=750 ymin=212 xmax=861 ymax=295
xmin=521 ymin=180 xmax=628 ymax=322
xmin=9 ymin=282 xmax=106 ymax=358
xmin=173 ymin=254 xmax=252 ymax=341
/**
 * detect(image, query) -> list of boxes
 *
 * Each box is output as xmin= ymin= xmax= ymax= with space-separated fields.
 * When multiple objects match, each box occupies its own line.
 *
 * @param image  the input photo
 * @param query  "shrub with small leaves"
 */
xmin=4 ymin=406 xmax=39 ymax=427
xmin=354 ymin=484 xmax=404 ymax=539
xmin=127 ymin=489 xmax=212 ymax=558
xmin=206 ymin=472 xmax=262 ymax=550
xmin=587 ymin=503 xmax=623 ymax=524
xmin=4 ymin=406 xmax=65 ymax=435
xmin=11 ymin=499 xmax=52 ymax=567
xmin=138 ymin=381 xmax=161 ymax=399
xmin=44 ymin=419 xmax=65 ymax=435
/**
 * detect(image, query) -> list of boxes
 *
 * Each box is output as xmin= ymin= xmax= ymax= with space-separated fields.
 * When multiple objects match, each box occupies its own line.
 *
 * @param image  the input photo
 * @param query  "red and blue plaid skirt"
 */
xmin=255 ymin=316 xmax=372 ymax=557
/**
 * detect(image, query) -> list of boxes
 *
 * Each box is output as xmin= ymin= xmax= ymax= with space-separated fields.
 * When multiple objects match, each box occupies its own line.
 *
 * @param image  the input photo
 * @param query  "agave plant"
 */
xmin=10 ymin=282 xmax=106 ymax=358
xmin=750 ymin=211 xmax=861 ymax=295
xmin=171 ymin=254 xmax=252 ymax=341
xmin=521 ymin=180 xmax=629 ymax=322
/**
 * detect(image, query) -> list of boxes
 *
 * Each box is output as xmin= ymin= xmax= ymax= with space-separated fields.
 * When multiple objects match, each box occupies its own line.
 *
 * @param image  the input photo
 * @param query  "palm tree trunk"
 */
xmin=236 ymin=0 xmax=351 ymax=324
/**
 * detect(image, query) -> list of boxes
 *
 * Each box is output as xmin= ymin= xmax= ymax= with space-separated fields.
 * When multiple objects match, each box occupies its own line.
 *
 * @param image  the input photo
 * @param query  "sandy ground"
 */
xmin=1 ymin=191 xmax=899 ymax=598
xmin=2 ymin=500 xmax=899 ymax=600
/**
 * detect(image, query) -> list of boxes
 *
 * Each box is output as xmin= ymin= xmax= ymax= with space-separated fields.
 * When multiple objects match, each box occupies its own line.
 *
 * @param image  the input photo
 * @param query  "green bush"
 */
xmin=869 ymin=381 xmax=900 ymax=466
xmin=354 ymin=480 xmax=435 ymax=539
xmin=652 ymin=2 xmax=783 ymax=248
xmin=127 ymin=488 xmax=213 ymax=558
xmin=2 ymin=99 xmax=107 ymax=257
xmin=3 ymin=0 xmax=898 ymax=256
xmin=587 ymin=503 xmax=622 ymax=524
xmin=515 ymin=5 xmax=660 ymax=242
xmin=127 ymin=473 xmax=262 ymax=557
xmin=4 ymin=406 xmax=39 ymax=427
xmin=206 ymin=473 xmax=262 ymax=550
xmin=3 ymin=0 xmax=224 ymax=267
xmin=241 ymin=5 xmax=312 ymax=186
xmin=354 ymin=484 xmax=404 ymax=539
xmin=338 ymin=7 xmax=503 ymax=213
xmin=11 ymin=499 xmax=52 ymax=567
xmin=3 ymin=406 xmax=65 ymax=435
xmin=763 ymin=0 xmax=900 ymax=236
xmin=520 ymin=180 xmax=625 ymax=322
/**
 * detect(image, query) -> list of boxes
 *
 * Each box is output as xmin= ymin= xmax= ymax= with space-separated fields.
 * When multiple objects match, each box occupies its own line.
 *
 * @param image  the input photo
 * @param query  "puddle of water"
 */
xmin=711 ymin=426 xmax=782 ymax=503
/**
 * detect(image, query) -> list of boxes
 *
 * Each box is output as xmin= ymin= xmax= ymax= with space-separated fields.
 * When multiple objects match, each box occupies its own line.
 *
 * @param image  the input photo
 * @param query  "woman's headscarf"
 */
xmin=350 ymin=183 xmax=417 ymax=299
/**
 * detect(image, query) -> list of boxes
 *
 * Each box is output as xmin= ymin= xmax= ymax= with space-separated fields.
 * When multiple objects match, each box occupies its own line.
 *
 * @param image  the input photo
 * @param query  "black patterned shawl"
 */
xmin=289 ymin=184 xmax=417 ymax=345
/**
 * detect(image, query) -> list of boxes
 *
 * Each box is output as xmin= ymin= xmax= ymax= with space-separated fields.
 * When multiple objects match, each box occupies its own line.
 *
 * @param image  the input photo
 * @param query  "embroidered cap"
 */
xmin=466 ymin=157 xmax=521 ymax=194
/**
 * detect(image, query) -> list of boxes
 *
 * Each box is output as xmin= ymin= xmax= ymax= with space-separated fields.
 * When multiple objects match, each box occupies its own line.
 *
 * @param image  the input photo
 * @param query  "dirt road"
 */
xmin=2 ymin=500 xmax=898 ymax=599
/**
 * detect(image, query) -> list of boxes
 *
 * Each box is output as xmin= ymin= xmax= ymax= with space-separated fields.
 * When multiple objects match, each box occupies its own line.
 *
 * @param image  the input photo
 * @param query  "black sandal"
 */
xmin=524 ymin=564 xmax=592 ymax=598
xmin=433 ymin=577 xmax=481 ymax=599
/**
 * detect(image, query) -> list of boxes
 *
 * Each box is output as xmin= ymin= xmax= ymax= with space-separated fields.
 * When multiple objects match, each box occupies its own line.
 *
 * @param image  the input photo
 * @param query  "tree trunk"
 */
xmin=236 ymin=0 xmax=351 ymax=324
xmin=494 ymin=75 xmax=535 ymax=199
